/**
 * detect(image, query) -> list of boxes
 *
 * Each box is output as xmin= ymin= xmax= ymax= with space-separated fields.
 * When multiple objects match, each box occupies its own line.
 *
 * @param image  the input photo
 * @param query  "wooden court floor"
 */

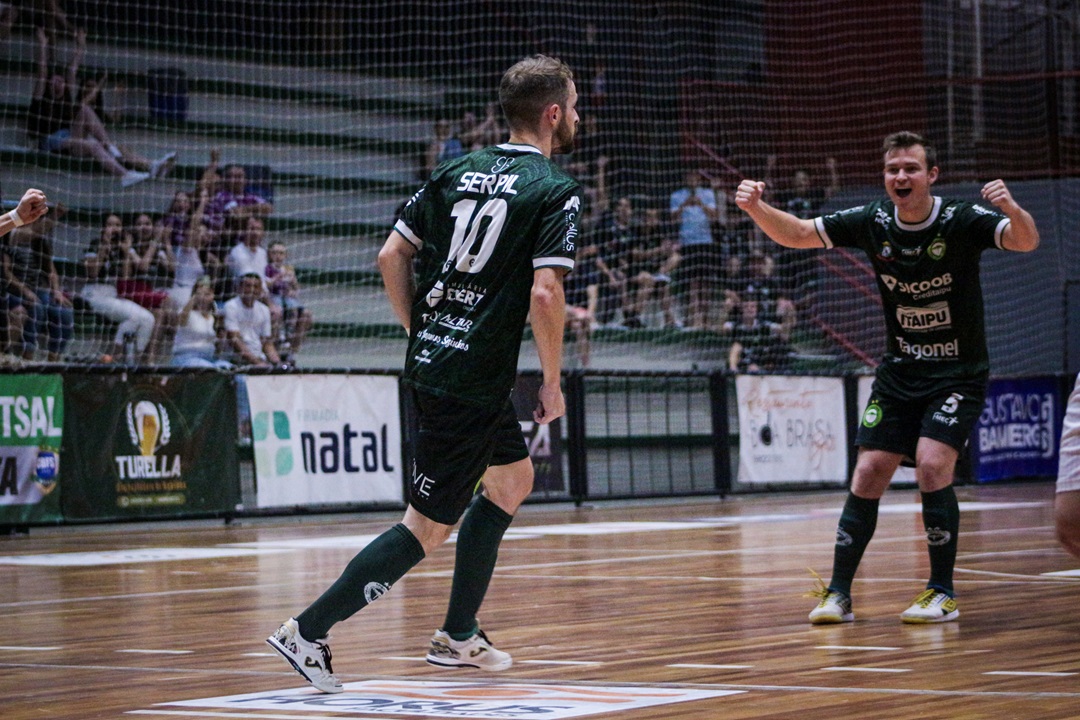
xmin=2 ymin=481 xmax=1078 ymax=720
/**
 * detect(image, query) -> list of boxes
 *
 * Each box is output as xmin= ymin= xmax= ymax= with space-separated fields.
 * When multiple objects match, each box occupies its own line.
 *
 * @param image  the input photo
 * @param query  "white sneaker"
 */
xmin=807 ymin=575 xmax=854 ymax=624
xmin=900 ymin=589 xmax=959 ymax=624
xmin=120 ymin=170 xmax=150 ymax=187
xmin=266 ymin=618 xmax=343 ymax=693
xmin=150 ymin=151 xmax=178 ymax=179
xmin=425 ymin=627 xmax=512 ymax=671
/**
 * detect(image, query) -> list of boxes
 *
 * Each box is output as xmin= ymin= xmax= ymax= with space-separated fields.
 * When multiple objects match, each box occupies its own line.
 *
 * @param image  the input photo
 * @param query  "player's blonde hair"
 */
xmin=499 ymin=54 xmax=574 ymax=134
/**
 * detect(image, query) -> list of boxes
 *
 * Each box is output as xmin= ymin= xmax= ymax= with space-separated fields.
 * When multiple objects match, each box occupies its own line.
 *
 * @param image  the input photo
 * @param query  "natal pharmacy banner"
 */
xmin=246 ymin=374 xmax=403 ymax=508
xmin=0 ymin=375 xmax=63 ymax=525
xmin=62 ymin=374 xmax=238 ymax=520
xmin=735 ymin=374 xmax=847 ymax=485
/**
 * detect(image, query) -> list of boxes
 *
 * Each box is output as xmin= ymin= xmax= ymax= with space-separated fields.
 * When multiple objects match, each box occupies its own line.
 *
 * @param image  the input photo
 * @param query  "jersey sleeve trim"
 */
xmin=813 ymin=217 xmax=834 ymax=248
xmin=993 ymin=217 xmax=1011 ymax=249
xmin=394 ymin=219 xmax=423 ymax=250
xmin=534 ymin=256 xmax=575 ymax=271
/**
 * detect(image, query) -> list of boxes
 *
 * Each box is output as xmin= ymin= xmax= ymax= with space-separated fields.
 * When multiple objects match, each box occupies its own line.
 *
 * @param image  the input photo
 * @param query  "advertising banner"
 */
xmin=973 ymin=376 xmax=1061 ymax=482
xmin=0 ymin=375 xmax=63 ymax=525
xmin=62 ymin=374 xmax=239 ymax=520
xmin=857 ymin=375 xmax=917 ymax=485
xmin=735 ymin=374 xmax=847 ymax=485
xmin=512 ymin=374 xmax=565 ymax=493
xmin=246 ymin=374 xmax=403 ymax=508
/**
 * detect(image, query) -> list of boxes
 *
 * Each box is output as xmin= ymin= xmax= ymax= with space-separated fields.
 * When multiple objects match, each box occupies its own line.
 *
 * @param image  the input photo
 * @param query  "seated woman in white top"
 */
xmin=170 ymin=278 xmax=232 ymax=369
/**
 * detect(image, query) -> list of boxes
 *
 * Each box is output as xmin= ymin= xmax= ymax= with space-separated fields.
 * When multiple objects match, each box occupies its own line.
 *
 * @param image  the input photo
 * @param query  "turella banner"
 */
xmin=61 ymin=373 xmax=239 ymax=520
xmin=0 ymin=375 xmax=64 ymax=525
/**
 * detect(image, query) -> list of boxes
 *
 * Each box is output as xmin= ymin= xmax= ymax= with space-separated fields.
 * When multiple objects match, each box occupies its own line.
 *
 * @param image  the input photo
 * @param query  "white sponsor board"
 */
xmin=735 ymin=375 xmax=847 ymax=485
xmin=246 ymin=375 xmax=403 ymax=508
xmin=857 ymin=375 xmax=917 ymax=485
xmin=159 ymin=680 xmax=743 ymax=719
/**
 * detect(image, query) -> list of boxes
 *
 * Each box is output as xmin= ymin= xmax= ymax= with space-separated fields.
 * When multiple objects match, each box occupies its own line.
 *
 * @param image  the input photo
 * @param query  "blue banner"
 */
xmin=973 ymin=377 xmax=1062 ymax=482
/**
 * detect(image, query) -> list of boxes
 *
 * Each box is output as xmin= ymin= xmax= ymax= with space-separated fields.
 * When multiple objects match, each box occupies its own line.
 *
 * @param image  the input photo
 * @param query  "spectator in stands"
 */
xmin=224 ymin=272 xmax=281 ymax=368
xmin=265 ymin=240 xmax=312 ymax=360
xmin=170 ymin=277 xmax=231 ymax=369
xmin=423 ymin=118 xmax=464 ymax=178
xmin=166 ymin=190 xmax=217 ymax=310
xmin=2 ymin=216 xmax=73 ymax=362
xmin=592 ymin=195 xmax=634 ymax=327
xmin=457 ymin=103 xmax=503 ymax=151
xmin=119 ymin=212 xmax=176 ymax=361
xmin=765 ymin=155 xmax=840 ymax=311
xmin=738 ymin=249 xmax=797 ymax=343
xmin=626 ymin=206 xmax=680 ymax=329
xmin=224 ymin=215 xmax=283 ymax=332
xmin=670 ymin=170 xmax=719 ymax=330
xmin=563 ymin=243 xmax=598 ymax=367
xmin=27 ymin=28 xmax=174 ymax=187
xmin=725 ymin=296 xmax=792 ymax=374
xmin=205 ymin=164 xmax=274 ymax=252
xmin=81 ymin=214 xmax=156 ymax=362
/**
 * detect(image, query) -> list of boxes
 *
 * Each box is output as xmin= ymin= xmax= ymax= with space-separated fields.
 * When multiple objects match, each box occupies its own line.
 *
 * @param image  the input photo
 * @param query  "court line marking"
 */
xmin=117 ymin=649 xmax=194 ymax=655
xmin=518 ymin=660 xmax=605 ymax=666
xmin=0 ymin=645 xmax=63 ymax=651
xmin=669 ymin=663 xmax=754 ymax=670
xmin=128 ymin=712 xmax=386 ymax=720
xmin=2 ymin=661 xmax=1078 ymax=700
xmin=815 ymin=646 xmax=899 ymax=651
xmin=823 ymin=667 xmax=912 ymax=673
xmin=983 ymin=671 xmax=1077 ymax=677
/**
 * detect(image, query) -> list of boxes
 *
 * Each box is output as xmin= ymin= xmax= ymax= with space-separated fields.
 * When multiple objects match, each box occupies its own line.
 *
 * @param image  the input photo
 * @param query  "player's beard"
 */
xmin=553 ymin=113 xmax=578 ymax=155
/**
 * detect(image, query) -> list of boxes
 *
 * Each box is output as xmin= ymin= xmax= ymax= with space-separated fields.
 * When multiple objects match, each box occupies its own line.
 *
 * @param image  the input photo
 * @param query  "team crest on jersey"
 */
xmin=877 ymin=241 xmax=895 ymax=261
xmin=862 ymin=401 xmax=883 ymax=428
xmin=927 ymin=237 xmax=946 ymax=260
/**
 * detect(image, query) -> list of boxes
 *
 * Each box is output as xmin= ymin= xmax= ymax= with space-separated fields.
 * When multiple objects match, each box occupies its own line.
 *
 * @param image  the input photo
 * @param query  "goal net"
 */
xmin=1 ymin=1 xmax=1073 ymax=375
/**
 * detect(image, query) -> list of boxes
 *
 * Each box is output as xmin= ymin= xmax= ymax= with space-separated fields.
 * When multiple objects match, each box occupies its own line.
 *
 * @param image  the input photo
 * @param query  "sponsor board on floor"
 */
xmin=155 ymin=680 xmax=744 ymax=719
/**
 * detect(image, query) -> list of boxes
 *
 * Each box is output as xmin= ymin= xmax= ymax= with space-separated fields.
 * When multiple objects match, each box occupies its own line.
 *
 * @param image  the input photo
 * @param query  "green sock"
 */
xmin=296 ymin=523 xmax=425 ymax=640
xmin=829 ymin=492 xmax=879 ymax=598
xmin=442 ymin=495 xmax=513 ymax=638
xmin=921 ymin=485 xmax=959 ymax=597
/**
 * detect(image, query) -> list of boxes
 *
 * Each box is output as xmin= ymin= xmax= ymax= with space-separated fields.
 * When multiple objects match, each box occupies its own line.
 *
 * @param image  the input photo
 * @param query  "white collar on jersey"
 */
xmin=893 ymin=196 xmax=943 ymax=232
xmin=497 ymin=143 xmax=543 ymax=154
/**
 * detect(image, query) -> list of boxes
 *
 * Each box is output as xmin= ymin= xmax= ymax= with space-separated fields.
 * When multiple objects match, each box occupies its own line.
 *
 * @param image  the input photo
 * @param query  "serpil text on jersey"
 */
xmin=456 ymin=171 xmax=520 ymax=196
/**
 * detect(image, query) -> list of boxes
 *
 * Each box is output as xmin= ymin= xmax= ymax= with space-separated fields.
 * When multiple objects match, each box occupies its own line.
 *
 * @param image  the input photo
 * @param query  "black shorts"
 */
xmin=856 ymin=374 xmax=986 ymax=461
xmin=408 ymin=388 xmax=529 ymax=525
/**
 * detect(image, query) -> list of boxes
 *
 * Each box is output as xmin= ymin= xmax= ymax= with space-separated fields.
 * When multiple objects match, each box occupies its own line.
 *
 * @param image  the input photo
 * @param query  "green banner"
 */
xmin=62 ymin=373 xmax=239 ymax=520
xmin=0 ymin=375 xmax=64 ymax=525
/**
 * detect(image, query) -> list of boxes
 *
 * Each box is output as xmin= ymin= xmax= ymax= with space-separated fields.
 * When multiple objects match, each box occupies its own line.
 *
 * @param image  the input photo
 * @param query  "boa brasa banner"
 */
xmin=735 ymin=374 xmax=847 ymax=486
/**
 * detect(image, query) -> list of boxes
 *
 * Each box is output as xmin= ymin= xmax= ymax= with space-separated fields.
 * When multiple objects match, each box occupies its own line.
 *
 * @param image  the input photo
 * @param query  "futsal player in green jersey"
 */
xmin=267 ymin=55 xmax=581 ymax=692
xmin=735 ymin=131 xmax=1039 ymax=624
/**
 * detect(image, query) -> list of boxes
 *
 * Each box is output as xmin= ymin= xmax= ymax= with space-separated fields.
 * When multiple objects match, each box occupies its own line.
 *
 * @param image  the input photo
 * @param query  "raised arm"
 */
xmin=981 ymin=179 xmax=1039 ymax=252
xmin=66 ymin=28 xmax=86 ymax=96
xmin=2 ymin=189 xmax=48 ymax=237
xmin=32 ymin=27 xmax=48 ymax=98
xmin=734 ymin=179 xmax=822 ymax=249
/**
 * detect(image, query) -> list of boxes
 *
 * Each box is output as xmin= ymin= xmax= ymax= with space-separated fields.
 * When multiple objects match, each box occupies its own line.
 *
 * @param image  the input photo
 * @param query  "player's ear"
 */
xmin=927 ymin=166 xmax=939 ymax=185
xmin=546 ymin=102 xmax=561 ymax=127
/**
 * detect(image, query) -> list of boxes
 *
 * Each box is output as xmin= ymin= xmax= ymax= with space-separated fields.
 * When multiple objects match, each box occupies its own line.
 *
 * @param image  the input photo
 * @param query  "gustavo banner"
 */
xmin=973 ymin=376 xmax=1061 ymax=482
xmin=0 ymin=375 xmax=63 ymax=525
xmin=62 ymin=373 xmax=238 ymax=520
xmin=735 ymin=374 xmax=847 ymax=485
xmin=245 ymin=374 xmax=402 ymax=508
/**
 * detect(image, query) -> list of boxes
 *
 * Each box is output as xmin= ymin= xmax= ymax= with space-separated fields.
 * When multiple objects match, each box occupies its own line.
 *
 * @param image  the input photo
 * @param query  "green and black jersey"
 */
xmin=815 ymin=196 xmax=1013 ymax=382
xmin=395 ymin=143 xmax=582 ymax=406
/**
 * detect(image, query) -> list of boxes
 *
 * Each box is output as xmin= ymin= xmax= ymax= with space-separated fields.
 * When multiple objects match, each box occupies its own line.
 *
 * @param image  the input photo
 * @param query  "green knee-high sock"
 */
xmin=296 ymin=523 xmax=425 ymax=641
xmin=829 ymin=492 xmax=880 ymax=598
xmin=921 ymin=485 xmax=959 ymax=596
xmin=442 ymin=495 xmax=513 ymax=638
